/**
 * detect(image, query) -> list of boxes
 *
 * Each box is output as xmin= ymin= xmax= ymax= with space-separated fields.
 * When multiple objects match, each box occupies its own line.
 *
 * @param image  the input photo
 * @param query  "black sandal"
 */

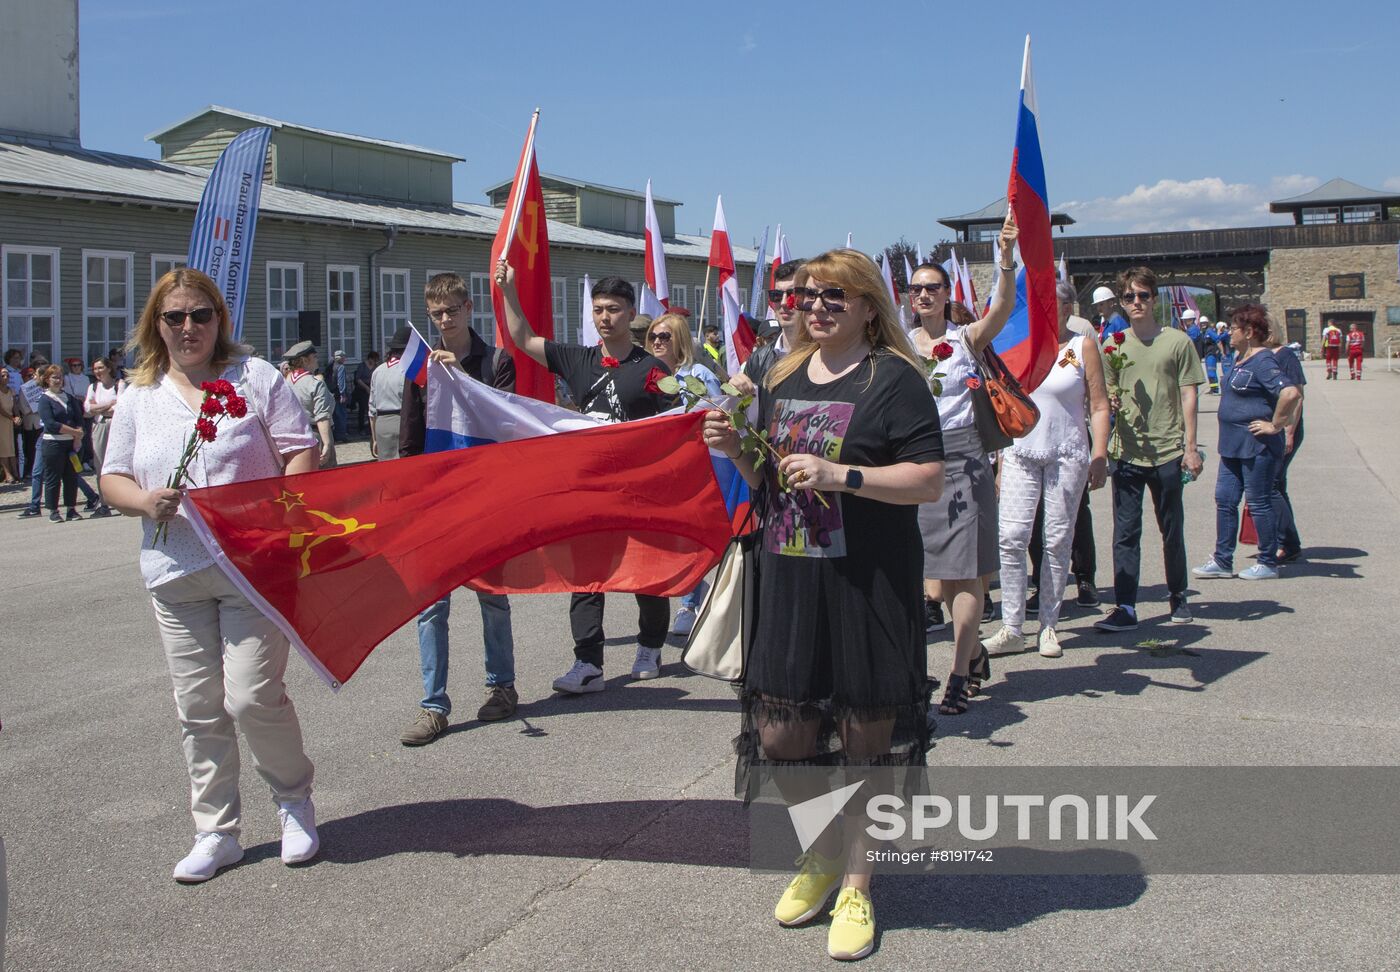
xmin=966 ymin=646 xmax=991 ymax=697
xmin=939 ymin=674 xmax=969 ymax=715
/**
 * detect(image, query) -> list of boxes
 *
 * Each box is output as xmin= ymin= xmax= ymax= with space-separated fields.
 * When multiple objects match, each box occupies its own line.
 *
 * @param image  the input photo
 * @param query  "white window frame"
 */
xmin=670 ymin=284 xmax=687 ymax=311
xmin=151 ymin=253 xmax=186 ymax=287
xmin=1301 ymin=206 xmax=1339 ymax=225
xmin=693 ymin=286 xmax=706 ymax=327
xmin=2 ymin=245 xmax=61 ymax=363
xmin=326 ymin=264 xmax=361 ymax=361
xmin=378 ymin=267 xmax=410 ymax=352
xmin=82 ymin=249 xmax=134 ymax=367
xmin=266 ymin=261 xmax=304 ymax=360
xmin=469 ymin=272 xmax=496 ymax=347
xmin=551 ymin=276 xmax=569 ymax=344
xmin=1343 ymin=204 xmax=1381 ymax=224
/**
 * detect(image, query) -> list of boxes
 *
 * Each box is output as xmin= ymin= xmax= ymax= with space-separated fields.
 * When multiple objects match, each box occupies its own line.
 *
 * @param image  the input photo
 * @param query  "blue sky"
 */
xmin=80 ymin=0 xmax=1400 ymax=255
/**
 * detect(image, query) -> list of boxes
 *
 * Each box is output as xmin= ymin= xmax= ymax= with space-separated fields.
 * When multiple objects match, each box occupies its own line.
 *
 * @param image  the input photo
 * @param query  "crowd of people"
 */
xmin=7 ymin=240 xmax=1338 ymax=962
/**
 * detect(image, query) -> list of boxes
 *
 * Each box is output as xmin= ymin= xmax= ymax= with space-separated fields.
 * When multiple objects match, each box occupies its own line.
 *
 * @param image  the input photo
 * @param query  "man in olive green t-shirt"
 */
xmin=1096 ymin=267 xmax=1206 ymax=633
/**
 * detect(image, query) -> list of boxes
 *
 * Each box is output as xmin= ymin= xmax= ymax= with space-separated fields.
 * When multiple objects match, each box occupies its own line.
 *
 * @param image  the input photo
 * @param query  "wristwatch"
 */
xmin=844 ymin=467 xmax=864 ymax=492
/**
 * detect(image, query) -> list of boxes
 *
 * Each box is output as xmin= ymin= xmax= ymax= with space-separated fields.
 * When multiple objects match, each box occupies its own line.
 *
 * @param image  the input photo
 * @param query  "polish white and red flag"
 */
xmin=962 ymin=256 xmax=978 ymax=311
xmin=709 ymin=196 xmax=754 ymax=374
xmin=639 ymin=179 xmax=669 ymax=319
xmin=879 ymin=252 xmax=899 ymax=311
xmin=768 ymin=224 xmax=791 ymax=293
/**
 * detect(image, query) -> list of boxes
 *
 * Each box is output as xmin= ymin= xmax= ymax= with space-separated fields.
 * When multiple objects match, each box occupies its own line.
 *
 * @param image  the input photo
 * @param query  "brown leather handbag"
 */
xmin=962 ymin=330 xmax=1040 ymax=442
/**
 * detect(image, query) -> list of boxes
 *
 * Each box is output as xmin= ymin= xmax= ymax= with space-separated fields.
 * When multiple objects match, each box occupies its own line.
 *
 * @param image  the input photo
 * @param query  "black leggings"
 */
xmin=40 ymin=439 xmax=78 ymax=512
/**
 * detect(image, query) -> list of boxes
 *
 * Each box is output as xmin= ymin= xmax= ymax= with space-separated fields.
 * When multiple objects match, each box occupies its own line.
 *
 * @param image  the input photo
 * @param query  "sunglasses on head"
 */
xmin=908 ymin=282 xmax=947 ymax=296
xmin=160 ymin=307 xmax=216 ymax=326
xmin=793 ymin=286 xmax=849 ymax=312
xmin=1120 ymin=290 xmax=1154 ymax=304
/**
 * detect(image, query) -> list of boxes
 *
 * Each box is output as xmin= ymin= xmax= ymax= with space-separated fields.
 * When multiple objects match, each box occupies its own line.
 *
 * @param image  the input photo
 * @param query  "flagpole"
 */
xmin=501 ymin=108 xmax=541 ymax=260
xmin=698 ymin=264 xmax=712 ymax=334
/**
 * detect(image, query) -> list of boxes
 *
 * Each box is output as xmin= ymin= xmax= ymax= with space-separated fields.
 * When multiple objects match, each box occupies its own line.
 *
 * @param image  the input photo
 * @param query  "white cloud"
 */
xmin=1060 ymin=175 xmax=1319 ymax=234
xmin=1383 ymin=176 xmax=1400 ymax=192
xmin=740 ymin=33 xmax=756 ymax=53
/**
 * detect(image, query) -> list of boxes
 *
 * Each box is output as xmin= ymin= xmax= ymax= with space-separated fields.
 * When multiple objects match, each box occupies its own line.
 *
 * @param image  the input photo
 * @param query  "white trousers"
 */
xmin=998 ymin=452 xmax=1089 ymax=633
xmin=150 ymin=566 xmax=314 ymax=837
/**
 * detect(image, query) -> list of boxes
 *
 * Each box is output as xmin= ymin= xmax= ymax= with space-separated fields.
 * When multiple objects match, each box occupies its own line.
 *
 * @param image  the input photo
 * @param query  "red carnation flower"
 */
xmin=200 ymin=381 xmax=218 ymax=394
xmin=194 ymin=418 xmax=218 ymax=442
xmin=1112 ymin=332 xmax=1127 ymax=346
xmin=224 ymin=395 xmax=248 ymax=418
xmin=601 ymin=356 xmax=620 ymax=369
xmin=964 ymin=376 xmax=982 ymax=390
xmin=213 ymin=379 xmax=235 ymax=397
xmin=643 ymin=367 xmax=668 ymax=395
xmin=932 ymin=341 xmax=954 ymax=361
xmin=200 ymin=397 xmax=225 ymax=416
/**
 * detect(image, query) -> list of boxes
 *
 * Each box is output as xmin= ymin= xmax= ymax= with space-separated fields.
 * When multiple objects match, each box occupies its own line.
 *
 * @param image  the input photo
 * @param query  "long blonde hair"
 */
xmin=648 ymin=312 xmax=697 ymax=367
xmin=767 ymin=249 xmax=922 ymax=387
xmin=128 ymin=268 xmax=249 ymax=386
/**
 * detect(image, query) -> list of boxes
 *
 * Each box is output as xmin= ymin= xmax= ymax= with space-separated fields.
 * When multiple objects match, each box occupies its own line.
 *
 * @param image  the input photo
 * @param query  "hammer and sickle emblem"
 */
xmin=515 ymin=199 xmax=540 ymax=270
xmin=288 ymin=507 xmax=378 ymax=579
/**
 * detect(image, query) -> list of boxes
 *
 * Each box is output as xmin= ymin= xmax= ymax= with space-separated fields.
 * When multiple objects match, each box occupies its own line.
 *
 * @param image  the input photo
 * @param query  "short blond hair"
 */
xmin=648 ymin=313 xmax=697 ymax=367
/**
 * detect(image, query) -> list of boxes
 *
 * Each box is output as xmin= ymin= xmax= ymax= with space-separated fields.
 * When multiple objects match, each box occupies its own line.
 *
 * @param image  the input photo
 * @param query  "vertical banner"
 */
xmin=580 ymin=273 xmax=599 ymax=346
xmin=187 ymin=127 xmax=271 ymax=341
xmin=490 ymin=114 xmax=556 ymax=403
xmin=748 ymin=225 xmax=769 ymax=318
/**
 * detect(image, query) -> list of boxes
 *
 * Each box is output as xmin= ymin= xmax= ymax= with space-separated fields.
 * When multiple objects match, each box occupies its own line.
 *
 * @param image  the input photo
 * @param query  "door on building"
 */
xmin=1323 ymin=311 xmax=1374 ymax=356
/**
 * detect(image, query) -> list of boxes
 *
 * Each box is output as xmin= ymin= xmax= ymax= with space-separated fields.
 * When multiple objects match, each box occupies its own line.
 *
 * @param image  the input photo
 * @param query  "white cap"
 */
xmin=1181 ymin=309 xmax=1198 ymax=321
xmin=1091 ymin=286 xmax=1116 ymax=304
xmin=1199 ymin=315 xmax=1211 ymax=324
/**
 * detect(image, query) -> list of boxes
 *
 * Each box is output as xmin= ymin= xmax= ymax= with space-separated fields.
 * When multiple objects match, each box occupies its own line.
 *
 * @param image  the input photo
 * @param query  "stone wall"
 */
xmin=1264 ymin=244 xmax=1400 ymax=354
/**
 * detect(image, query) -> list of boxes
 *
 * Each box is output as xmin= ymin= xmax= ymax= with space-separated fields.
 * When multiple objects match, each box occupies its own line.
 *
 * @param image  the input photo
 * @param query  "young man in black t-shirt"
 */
xmin=495 ymin=263 xmax=674 ymax=692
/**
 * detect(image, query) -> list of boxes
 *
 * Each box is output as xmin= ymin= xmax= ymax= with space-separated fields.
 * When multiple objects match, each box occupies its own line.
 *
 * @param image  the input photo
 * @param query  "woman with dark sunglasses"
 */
xmin=99 ymin=268 xmax=324 ymax=883
xmin=906 ymin=212 xmax=1019 ymax=715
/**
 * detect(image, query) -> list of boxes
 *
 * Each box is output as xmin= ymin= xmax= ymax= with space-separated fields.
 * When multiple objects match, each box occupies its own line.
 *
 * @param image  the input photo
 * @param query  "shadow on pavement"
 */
xmin=877 ymin=868 xmax=1148 ymax=932
xmin=249 ymin=796 xmax=752 ymax=869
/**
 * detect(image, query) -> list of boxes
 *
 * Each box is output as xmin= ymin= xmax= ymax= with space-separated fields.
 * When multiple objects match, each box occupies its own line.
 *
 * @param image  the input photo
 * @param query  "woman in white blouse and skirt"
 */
xmin=83 ymin=356 xmax=122 ymax=517
xmin=983 ymin=280 xmax=1110 ymax=658
xmin=908 ymin=213 xmax=1018 ymax=716
xmin=101 ymin=268 xmax=322 ymax=883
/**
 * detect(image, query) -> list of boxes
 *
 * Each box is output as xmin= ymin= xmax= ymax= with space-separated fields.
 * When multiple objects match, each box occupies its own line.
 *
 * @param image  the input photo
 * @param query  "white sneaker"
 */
xmin=1038 ymin=627 xmax=1063 ymax=658
xmin=981 ymin=626 xmax=1026 ymax=656
xmin=671 ymin=607 xmax=697 ymax=636
xmin=631 ymin=645 xmax=662 ymax=680
xmin=277 ymin=797 xmax=320 ymax=864
xmin=172 ymin=831 xmax=244 ymax=883
xmin=553 ymin=660 xmax=606 ymax=694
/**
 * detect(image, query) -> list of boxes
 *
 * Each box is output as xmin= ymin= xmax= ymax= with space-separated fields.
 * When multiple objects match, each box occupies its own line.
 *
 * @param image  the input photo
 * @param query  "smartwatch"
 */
xmin=844 ymin=467 xmax=864 ymax=492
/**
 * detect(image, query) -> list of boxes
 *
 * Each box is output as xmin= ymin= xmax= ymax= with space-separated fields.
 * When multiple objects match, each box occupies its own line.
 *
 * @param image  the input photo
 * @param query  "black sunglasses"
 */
xmin=1120 ymin=290 xmax=1154 ymax=304
xmin=908 ymin=283 xmax=947 ymax=296
xmin=793 ymin=286 xmax=849 ymax=312
xmin=767 ymin=287 xmax=794 ymax=304
xmin=647 ymin=331 xmax=673 ymax=342
xmin=160 ymin=307 xmax=216 ymax=326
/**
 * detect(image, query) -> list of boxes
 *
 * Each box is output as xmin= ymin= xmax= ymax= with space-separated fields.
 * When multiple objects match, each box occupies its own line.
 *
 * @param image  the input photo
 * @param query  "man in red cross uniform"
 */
xmin=1320 ymin=321 xmax=1342 ymax=380
xmin=1346 ymin=322 xmax=1365 ymax=379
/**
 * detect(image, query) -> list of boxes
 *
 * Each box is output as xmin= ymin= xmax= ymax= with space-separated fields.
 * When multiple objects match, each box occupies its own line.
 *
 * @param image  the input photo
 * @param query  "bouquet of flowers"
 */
xmin=153 ymin=379 xmax=247 ymax=545
xmin=654 ymin=371 xmax=828 ymax=507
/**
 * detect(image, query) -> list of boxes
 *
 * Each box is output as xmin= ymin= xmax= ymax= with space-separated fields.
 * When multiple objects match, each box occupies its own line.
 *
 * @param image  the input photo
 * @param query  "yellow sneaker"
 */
xmin=827 ymin=886 xmax=875 ymax=961
xmin=774 ymin=850 xmax=842 ymax=927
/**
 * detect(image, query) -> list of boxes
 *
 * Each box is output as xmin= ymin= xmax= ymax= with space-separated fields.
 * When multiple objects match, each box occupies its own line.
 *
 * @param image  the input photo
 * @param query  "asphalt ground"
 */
xmin=1 ymin=358 xmax=1397 ymax=971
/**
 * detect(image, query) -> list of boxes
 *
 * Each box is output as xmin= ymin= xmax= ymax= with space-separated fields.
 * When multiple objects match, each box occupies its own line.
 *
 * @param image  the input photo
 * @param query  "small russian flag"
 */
xmin=403 ymin=322 xmax=431 ymax=388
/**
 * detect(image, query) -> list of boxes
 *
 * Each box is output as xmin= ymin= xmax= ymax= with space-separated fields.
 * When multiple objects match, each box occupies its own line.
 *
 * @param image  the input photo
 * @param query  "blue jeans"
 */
xmin=1274 ymin=428 xmax=1303 ymax=555
xmin=680 ymin=578 xmax=710 ymax=612
xmin=1214 ymin=453 xmax=1279 ymax=571
xmin=417 ymin=591 xmax=515 ymax=715
xmin=26 ymin=446 xmax=46 ymax=510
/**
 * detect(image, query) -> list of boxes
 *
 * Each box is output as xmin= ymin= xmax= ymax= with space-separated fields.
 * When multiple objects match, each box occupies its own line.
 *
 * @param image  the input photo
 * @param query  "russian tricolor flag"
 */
xmin=992 ymin=36 xmax=1058 ymax=393
xmin=402 ymin=322 xmax=431 ymax=388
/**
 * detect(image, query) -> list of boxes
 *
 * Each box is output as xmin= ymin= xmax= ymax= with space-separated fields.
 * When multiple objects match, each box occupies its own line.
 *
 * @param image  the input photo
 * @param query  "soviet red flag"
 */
xmin=181 ymin=413 xmax=729 ymax=689
xmin=490 ymin=115 xmax=555 ymax=403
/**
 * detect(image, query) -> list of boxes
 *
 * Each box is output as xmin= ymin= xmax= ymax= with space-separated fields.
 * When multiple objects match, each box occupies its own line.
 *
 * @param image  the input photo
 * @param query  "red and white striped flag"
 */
xmin=709 ymin=196 xmax=753 ymax=374
xmin=768 ymin=224 xmax=791 ymax=292
xmin=962 ymin=256 xmax=978 ymax=312
xmin=639 ymin=179 xmax=669 ymax=319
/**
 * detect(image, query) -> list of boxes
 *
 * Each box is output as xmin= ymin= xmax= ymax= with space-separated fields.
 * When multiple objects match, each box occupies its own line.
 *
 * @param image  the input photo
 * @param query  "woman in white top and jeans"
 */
xmin=101 ymin=268 xmax=322 ymax=884
xmin=82 ymin=356 xmax=122 ymax=517
xmin=908 ymin=212 xmax=1018 ymax=715
xmin=984 ymin=280 xmax=1110 ymax=657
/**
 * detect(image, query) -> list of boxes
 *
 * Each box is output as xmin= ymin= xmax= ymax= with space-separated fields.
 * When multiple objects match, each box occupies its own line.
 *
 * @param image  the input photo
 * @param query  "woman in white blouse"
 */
xmin=101 ymin=268 xmax=322 ymax=884
xmin=983 ymin=280 xmax=1110 ymax=658
xmin=82 ymin=357 xmax=122 ymax=517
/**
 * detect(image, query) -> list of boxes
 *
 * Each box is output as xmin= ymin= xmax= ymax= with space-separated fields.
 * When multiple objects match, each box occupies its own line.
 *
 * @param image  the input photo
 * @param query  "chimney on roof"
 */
xmin=0 ymin=0 xmax=80 ymax=147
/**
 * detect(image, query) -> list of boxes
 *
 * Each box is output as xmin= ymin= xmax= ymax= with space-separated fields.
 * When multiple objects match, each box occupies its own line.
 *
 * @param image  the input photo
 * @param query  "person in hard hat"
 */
xmin=1091 ymin=285 xmax=1128 ymax=342
xmin=1197 ymin=315 xmax=1221 ymax=393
